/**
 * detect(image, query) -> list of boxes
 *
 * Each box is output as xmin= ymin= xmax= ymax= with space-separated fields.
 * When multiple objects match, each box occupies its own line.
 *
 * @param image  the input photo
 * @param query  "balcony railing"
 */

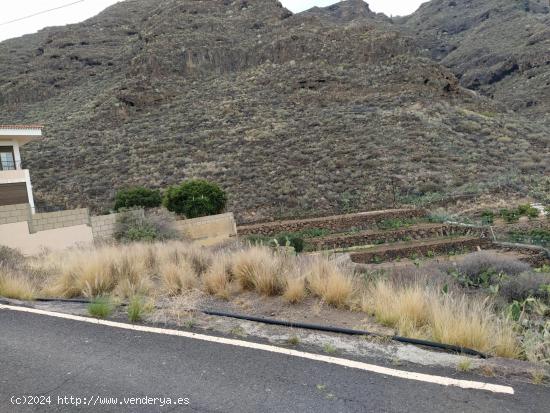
xmin=0 ymin=160 xmax=22 ymax=171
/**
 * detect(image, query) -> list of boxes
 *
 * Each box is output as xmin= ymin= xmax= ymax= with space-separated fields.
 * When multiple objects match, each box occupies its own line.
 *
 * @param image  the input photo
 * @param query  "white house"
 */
xmin=0 ymin=125 xmax=41 ymax=212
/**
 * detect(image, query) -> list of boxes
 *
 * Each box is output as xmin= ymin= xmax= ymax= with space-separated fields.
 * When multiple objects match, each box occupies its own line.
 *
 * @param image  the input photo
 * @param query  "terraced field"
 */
xmin=239 ymin=208 xmax=494 ymax=264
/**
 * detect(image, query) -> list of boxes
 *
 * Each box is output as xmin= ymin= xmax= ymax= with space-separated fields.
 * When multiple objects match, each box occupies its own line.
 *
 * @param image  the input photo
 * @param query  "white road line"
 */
xmin=0 ymin=303 xmax=514 ymax=395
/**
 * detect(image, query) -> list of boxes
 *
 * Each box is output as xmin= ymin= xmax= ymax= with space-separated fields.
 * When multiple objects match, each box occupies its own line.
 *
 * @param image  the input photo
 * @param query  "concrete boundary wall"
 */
xmin=174 ymin=213 xmax=237 ymax=246
xmin=0 ymin=221 xmax=93 ymax=255
xmin=0 ymin=203 xmax=93 ymax=254
xmin=90 ymin=209 xmax=145 ymax=241
xmin=0 ymin=203 xmax=31 ymax=225
xmin=1 ymin=203 xmax=238 ymax=253
xmin=29 ymin=208 xmax=89 ymax=233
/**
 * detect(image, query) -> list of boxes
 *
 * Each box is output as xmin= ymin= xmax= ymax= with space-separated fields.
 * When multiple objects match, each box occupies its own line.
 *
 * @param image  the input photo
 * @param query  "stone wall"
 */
xmin=493 ymin=242 xmax=550 ymax=267
xmin=306 ymin=224 xmax=488 ymax=251
xmin=29 ymin=208 xmax=89 ymax=233
xmin=0 ymin=203 xmax=31 ymax=226
xmin=237 ymin=209 xmax=427 ymax=236
xmin=350 ymin=237 xmax=492 ymax=264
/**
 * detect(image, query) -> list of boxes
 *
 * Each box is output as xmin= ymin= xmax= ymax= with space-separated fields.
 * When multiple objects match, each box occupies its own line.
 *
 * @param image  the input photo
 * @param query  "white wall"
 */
xmin=0 ymin=221 xmax=93 ymax=255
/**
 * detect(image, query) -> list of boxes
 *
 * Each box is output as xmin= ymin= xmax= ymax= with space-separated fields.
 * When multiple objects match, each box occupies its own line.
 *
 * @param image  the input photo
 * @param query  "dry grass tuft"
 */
xmin=362 ymin=278 xmax=520 ymax=357
xmin=203 ymin=256 xmax=233 ymax=299
xmin=159 ymin=260 xmax=198 ymax=296
xmin=283 ymin=275 xmax=307 ymax=304
xmin=42 ymin=246 xmax=153 ymax=298
xmin=0 ymin=267 xmax=35 ymax=300
xmin=231 ymin=247 xmax=283 ymax=296
xmin=362 ymin=279 xmax=430 ymax=338
xmin=305 ymin=258 xmax=355 ymax=307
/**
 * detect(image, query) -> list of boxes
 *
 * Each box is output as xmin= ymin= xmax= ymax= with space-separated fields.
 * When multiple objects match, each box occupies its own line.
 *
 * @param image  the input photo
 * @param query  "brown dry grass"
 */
xmin=159 ymin=260 xmax=198 ymax=296
xmin=305 ymin=258 xmax=355 ymax=307
xmin=2 ymin=241 xmax=523 ymax=359
xmin=283 ymin=275 xmax=307 ymax=303
xmin=231 ymin=246 xmax=282 ymax=295
xmin=202 ymin=256 xmax=232 ymax=299
xmin=361 ymin=278 xmax=520 ymax=358
xmin=0 ymin=267 xmax=35 ymax=300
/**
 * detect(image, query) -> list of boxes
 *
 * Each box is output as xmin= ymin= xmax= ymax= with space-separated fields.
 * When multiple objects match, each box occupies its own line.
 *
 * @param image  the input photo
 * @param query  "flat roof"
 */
xmin=0 ymin=125 xmax=43 ymax=145
xmin=0 ymin=124 xmax=43 ymax=129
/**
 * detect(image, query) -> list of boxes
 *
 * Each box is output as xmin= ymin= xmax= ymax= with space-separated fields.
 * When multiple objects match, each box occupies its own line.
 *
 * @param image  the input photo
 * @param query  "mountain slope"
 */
xmin=0 ymin=0 xmax=548 ymax=222
xmin=399 ymin=0 xmax=550 ymax=122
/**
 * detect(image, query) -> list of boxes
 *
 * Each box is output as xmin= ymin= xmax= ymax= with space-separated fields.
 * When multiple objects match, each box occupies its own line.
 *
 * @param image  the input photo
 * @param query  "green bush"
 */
xmin=88 ymin=296 xmax=113 ymax=319
xmin=500 ymin=208 xmax=520 ymax=223
xmin=508 ymin=229 xmax=550 ymax=248
xmin=128 ymin=295 xmax=146 ymax=322
xmin=518 ymin=204 xmax=539 ymax=219
xmin=114 ymin=187 xmax=162 ymax=211
xmin=114 ymin=209 xmax=180 ymax=243
xmin=276 ymin=235 xmax=304 ymax=253
xmin=163 ymin=179 xmax=227 ymax=218
xmin=481 ymin=210 xmax=495 ymax=225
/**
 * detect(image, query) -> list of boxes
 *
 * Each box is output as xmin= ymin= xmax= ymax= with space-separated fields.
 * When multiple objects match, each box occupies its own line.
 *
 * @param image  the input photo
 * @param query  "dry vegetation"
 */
xmin=361 ymin=278 xmax=520 ymax=357
xmin=1 ymin=1 xmax=548 ymax=220
xmin=0 ymin=241 xmax=529 ymax=359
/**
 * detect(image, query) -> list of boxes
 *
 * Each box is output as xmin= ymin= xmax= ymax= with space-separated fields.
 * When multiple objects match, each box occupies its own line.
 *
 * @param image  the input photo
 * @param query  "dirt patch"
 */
xmin=195 ymin=291 xmax=394 ymax=336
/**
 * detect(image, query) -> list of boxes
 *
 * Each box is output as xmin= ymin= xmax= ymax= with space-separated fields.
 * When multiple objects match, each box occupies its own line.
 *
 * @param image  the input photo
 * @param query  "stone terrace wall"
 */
xmin=493 ymin=242 xmax=550 ymax=267
xmin=29 ymin=208 xmax=89 ymax=233
xmin=0 ymin=203 xmax=31 ymax=226
xmin=237 ymin=209 xmax=427 ymax=236
xmin=307 ymin=224 xmax=488 ymax=251
xmin=350 ymin=237 xmax=492 ymax=264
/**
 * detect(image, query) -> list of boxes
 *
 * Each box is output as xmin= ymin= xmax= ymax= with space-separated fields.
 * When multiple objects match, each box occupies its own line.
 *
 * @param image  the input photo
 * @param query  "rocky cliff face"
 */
xmin=399 ymin=0 xmax=550 ymax=120
xmin=0 ymin=0 xmax=548 ymax=221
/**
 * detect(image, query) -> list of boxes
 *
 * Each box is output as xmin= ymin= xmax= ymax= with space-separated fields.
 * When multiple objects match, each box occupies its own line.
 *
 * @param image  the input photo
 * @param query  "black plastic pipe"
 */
xmin=202 ymin=309 xmax=489 ymax=358
xmin=27 ymin=297 xmax=488 ymax=358
xmin=35 ymin=297 xmax=92 ymax=304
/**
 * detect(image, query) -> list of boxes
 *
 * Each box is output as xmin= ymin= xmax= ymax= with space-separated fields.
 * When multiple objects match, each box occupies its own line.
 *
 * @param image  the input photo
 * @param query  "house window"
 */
xmin=0 ymin=146 xmax=16 ymax=170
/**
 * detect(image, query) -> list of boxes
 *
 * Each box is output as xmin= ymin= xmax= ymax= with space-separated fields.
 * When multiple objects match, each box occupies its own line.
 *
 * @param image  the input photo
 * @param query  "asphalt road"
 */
xmin=1 ymin=308 xmax=548 ymax=413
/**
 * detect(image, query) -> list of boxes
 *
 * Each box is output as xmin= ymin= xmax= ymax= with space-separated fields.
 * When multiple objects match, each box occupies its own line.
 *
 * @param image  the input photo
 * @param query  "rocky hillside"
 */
xmin=0 ymin=0 xmax=548 ymax=222
xmin=399 ymin=0 xmax=550 ymax=121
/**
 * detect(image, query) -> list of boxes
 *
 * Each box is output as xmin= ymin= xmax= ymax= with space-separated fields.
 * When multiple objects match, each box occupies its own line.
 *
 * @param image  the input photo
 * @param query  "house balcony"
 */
xmin=0 ymin=162 xmax=29 ymax=184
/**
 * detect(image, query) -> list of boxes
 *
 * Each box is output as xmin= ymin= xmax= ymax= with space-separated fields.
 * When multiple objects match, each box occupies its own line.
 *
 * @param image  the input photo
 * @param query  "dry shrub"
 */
xmin=363 ymin=279 xmax=430 ymax=338
xmin=231 ymin=247 xmax=283 ymax=296
xmin=42 ymin=244 xmax=152 ymax=298
xmin=44 ymin=250 xmax=116 ymax=298
xmin=500 ymin=271 xmax=550 ymax=302
xmin=362 ymin=278 xmax=520 ymax=357
xmin=305 ymin=258 xmax=355 ymax=307
xmin=184 ymin=247 xmax=213 ymax=275
xmin=203 ymin=256 xmax=232 ymax=299
xmin=0 ymin=246 xmax=25 ymax=269
xmin=283 ymin=275 xmax=307 ymax=304
xmin=451 ymin=251 xmax=530 ymax=278
xmin=0 ymin=266 xmax=35 ymax=300
xmin=159 ymin=260 xmax=198 ymax=295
